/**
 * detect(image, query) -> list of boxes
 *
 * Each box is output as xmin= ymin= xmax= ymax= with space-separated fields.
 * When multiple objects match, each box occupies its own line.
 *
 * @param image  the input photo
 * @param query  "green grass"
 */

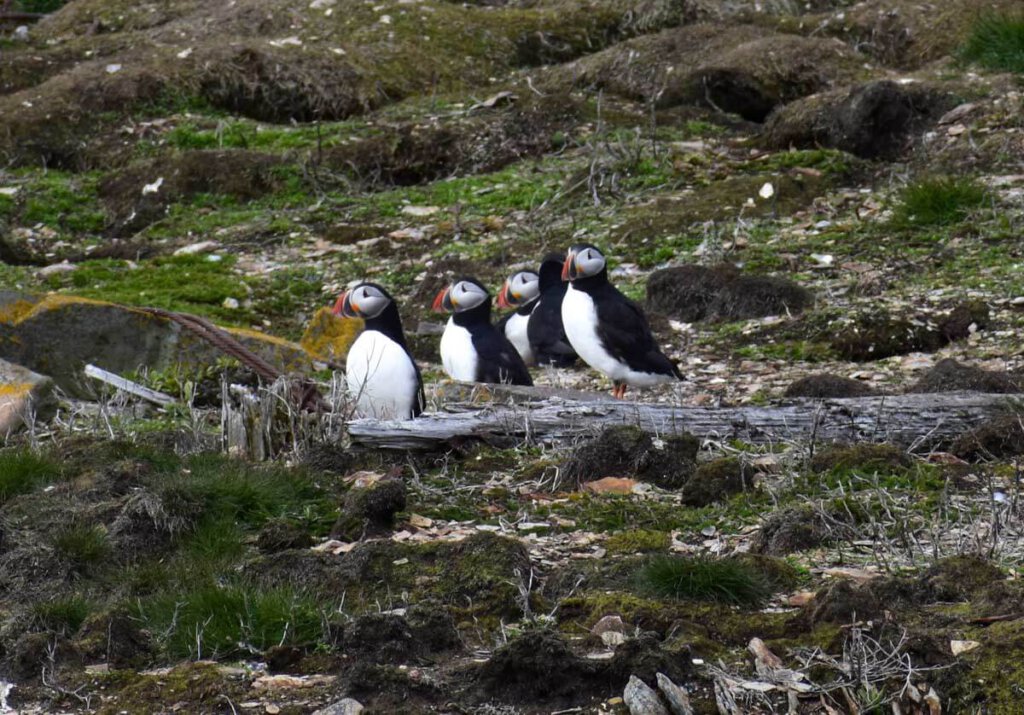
xmin=962 ymin=13 xmax=1024 ymax=74
xmin=52 ymin=523 xmax=111 ymax=572
xmin=892 ymin=176 xmax=991 ymax=228
xmin=606 ymin=529 xmax=671 ymax=554
xmin=637 ymin=555 xmax=771 ymax=606
xmin=138 ymin=584 xmax=326 ymax=659
xmin=20 ymin=171 xmax=106 ymax=234
xmin=0 ymin=450 xmax=61 ymax=505
xmin=32 ymin=595 xmax=92 ymax=634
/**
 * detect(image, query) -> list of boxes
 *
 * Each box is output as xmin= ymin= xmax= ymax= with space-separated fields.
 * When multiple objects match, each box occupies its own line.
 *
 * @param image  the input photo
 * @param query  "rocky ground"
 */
xmin=2 ymin=0 xmax=1024 ymax=713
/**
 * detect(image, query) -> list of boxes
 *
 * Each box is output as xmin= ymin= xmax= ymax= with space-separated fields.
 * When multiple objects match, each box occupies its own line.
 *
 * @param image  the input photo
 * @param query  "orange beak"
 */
xmin=332 ymin=290 xmax=357 ymax=317
xmin=432 ymin=286 xmax=453 ymax=313
xmin=496 ymin=280 xmax=512 ymax=309
xmin=561 ymin=252 xmax=575 ymax=281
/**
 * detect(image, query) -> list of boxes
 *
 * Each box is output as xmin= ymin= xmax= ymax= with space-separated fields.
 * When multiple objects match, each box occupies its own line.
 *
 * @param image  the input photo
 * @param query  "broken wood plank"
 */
xmin=84 ymin=364 xmax=176 ymax=406
xmin=347 ymin=388 xmax=1022 ymax=449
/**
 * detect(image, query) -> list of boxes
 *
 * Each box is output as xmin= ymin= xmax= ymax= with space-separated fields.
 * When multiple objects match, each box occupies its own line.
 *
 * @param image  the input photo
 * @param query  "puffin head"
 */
xmin=332 ymin=282 xmax=393 ymax=319
xmin=496 ymin=270 xmax=540 ymax=309
xmin=561 ymin=243 xmax=607 ymax=281
xmin=432 ymin=277 xmax=490 ymax=314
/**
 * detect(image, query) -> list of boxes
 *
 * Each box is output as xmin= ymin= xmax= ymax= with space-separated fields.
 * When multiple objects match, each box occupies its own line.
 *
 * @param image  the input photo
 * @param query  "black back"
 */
xmin=362 ymin=294 xmax=426 ymax=416
xmin=572 ymin=270 xmax=681 ymax=380
xmin=452 ymin=297 xmax=533 ymax=386
xmin=528 ymin=255 xmax=577 ymax=367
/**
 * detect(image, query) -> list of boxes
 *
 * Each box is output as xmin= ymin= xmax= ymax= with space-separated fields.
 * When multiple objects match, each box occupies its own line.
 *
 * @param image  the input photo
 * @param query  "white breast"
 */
xmin=440 ymin=318 xmax=478 ymax=381
xmin=504 ymin=312 xmax=535 ymax=366
xmin=562 ymin=284 xmax=673 ymax=388
xmin=345 ymin=330 xmax=419 ymax=419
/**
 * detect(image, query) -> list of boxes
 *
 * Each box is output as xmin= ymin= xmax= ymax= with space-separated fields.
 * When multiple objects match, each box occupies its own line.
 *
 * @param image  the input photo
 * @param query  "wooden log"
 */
xmin=347 ymin=386 xmax=1022 ymax=449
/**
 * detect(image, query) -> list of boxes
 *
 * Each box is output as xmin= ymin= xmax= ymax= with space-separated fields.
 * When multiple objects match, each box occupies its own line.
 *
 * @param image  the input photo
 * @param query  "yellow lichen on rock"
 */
xmin=299 ymin=307 xmax=363 ymax=363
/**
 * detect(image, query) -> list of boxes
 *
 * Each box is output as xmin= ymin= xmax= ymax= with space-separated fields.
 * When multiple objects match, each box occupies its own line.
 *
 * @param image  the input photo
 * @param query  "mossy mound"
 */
xmin=549 ymin=24 xmax=867 ymax=121
xmin=908 ymin=358 xmax=1020 ymax=394
xmin=810 ymin=442 xmax=912 ymax=474
xmin=331 ymin=478 xmax=407 ymax=541
xmin=475 ymin=629 xmax=599 ymax=702
xmin=830 ymin=302 xmax=987 ymax=362
xmin=681 ymin=457 xmax=754 ymax=507
xmin=763 ymin=80 xmax=953 ymax=159
xmin=753 ymin=505 xmax=830 ymax=555
xmin=953 ymin=413 xmax=1024 ymax=461
xmin=563 ymin=425 xmax=699 ymax=489
xmin=645 ymin=264 xmax=811 ymax=322
xmin=784 ymin=373 xmax=878 ymax=398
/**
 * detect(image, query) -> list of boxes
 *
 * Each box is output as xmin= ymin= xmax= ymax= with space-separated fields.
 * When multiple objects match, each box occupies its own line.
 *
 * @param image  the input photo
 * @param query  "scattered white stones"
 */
xmin=401 ymin=205 xmax=440 ymax=217
xmin=141 ymin=176 xmax=164 ymax=195
xmin=174 ymin=240 xmax=219 ymax=256
xmin=951 ymin=640 xmax=981 ymax=656
xmin=312 ymin=698 xmax=364 ymax=715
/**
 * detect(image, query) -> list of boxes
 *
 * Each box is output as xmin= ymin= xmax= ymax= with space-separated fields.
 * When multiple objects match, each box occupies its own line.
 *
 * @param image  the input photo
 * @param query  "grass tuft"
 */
xmin=962 ymin=13 xmax=1024 ymax=74
xmin=892 ymin=176 xmax=990 ymax=228
xmin=52 ymin=523 xmax=111 ymax=572
xmin=32 ymin=595 xmax=92 ymax=634
xmin=638 ymin=555 xmax=771 ymax=606
xmin=0 ymin=450 xmax=61 ymax=505
xmin=139 ymin=584 xmax=326 ymax=659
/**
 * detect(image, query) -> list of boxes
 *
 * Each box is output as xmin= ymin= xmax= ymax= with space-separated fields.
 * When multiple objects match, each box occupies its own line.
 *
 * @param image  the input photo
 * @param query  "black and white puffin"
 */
xmin=333 ymin=282 xmax=424 ymax=419
xmin=432 ymin=277 xmax=533 ymax=386
xmin=495 ymin=270 xmax=540 ymax=365
xmin=561 ymin=244 xmax=681 ymax=398
xmin=527 ymin=252 xmax=577 ymax=367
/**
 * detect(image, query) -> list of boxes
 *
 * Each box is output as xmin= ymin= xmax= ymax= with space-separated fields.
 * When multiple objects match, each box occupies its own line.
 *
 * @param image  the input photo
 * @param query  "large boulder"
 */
xmin=0 ymin=358 xmax=56 ymax=433
xmin=0 ymin=292 xmax=317 ymax=396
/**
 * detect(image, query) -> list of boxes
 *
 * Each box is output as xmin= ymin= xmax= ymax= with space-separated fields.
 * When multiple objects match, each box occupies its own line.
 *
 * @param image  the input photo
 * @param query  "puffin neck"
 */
xmin=538 ymin=260 xmax=564 ymax=290
xmin=363 ymin=303 xmax=408 ymax=347
xmin=515 ymin=297 xmax=539 ymax=316
xmin=452 ymin=299 xmax=492 ymax=327
xmin=570 ymin=268 xmax=609 ymax=293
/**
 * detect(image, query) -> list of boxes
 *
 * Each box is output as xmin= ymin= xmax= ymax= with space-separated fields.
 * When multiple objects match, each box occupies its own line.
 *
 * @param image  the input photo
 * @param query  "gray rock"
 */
xmin=0 ymin=292 xmax=314 ymax=397
xmin=312 ymin=698 xmax=364 ymax=715
xmin=0 ymin=358 xmax=56 ymax=434
xmin=656 ymin=673 xmax=694 ymax=715
xmin=624 ymin=675 xmax=669 ymax=715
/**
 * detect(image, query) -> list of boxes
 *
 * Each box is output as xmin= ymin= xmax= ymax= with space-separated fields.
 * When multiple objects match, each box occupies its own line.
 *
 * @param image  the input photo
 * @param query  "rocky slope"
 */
xmin=2 ymin=0 xmax=1024 ymax=713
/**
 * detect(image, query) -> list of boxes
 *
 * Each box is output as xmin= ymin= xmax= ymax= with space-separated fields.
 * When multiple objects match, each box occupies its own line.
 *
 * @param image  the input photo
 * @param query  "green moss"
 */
xmin=962 ymin=12 xmax=1024 ymax=74
xmin=605 ymin=529 xmax=671 ymax=554
xmin=0 ymin=449 xmax=61 ymax=505
xmin=18 ymin=171 xmax=106 ymax=234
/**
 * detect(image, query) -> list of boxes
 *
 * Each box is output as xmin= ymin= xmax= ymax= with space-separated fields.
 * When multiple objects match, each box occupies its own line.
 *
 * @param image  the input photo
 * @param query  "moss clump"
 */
xmin=563 ymin=425 xmax=698 ymax=489
xmin=753 ymin=504 xmax=847 ymax=556
xmin=681 ymin=457 xmax=754 ymax=507
xmin=558 ymin=591 xmax=679 ymax=632
xmin=909 ymin=358 xmax=1018 ymax=394
xmin=953 ymin=413 xmax=1024 ymax=460
xmin=962 ymin=12 xmax=1024 ymax=74
xmin=830 ymin=313 xmax=944 ymax=362
xmin=605 ymin=529 xmax=670 ymax=554
xmin=784 ymin=373 xmax=878 ymax=399
xmin=919 ymin=555 xmax=1004 ymax=602
xmin=637 ymin=555 xmax=771 ymax=606
xmin=443 ymin=532 xmax=532 ymax=619
xmin=810 ymin=443 xmax=912 ymax=476
xmin=331 ymin=478 xmax=407 ymax=541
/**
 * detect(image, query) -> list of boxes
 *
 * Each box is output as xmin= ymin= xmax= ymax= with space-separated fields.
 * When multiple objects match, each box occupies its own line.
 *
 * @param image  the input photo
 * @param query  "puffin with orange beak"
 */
xmin=495 ymin=270 xmax=540 ymax=365
xmin=333 ymin=282 xmax=424 ymax=419
xmin=432 ymin=277 xmax=533 ymax=386
xmin=560 ymin=244 xmax=681 ymax=398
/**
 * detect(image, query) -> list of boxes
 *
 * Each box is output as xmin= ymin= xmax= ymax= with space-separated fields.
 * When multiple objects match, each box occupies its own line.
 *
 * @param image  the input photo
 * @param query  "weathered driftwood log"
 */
xmin=347 ymin=385 xmax=1023 ymax=449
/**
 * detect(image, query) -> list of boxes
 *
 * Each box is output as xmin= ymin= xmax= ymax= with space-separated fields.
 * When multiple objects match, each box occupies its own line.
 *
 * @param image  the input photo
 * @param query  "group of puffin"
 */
xmin=333 ymin=244 xmax=682 ymax=420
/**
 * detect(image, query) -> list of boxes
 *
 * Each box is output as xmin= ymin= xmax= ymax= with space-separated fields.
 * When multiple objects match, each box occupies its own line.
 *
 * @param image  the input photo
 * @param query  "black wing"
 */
xmin=528 ymin=289 xmax=577 ymax=367
xmin=593 ymin=285 xmax=682 ymax=379
xmin=471 ymin=326 xmax=534 ymax=386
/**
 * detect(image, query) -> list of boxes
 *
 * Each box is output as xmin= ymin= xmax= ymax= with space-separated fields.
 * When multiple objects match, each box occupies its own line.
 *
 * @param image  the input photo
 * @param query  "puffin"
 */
xmin=432 ymin=277 xmax=534 ymax=386
xmin=333 ymin=282 xmax=424 ymax=419
xmin=527 ymin=252 xmax=577 ymax=367
xmin=561 ymin=244 xmax=682 ymax=398
xmin=495 ymin=269 xmax=540 ymax=365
